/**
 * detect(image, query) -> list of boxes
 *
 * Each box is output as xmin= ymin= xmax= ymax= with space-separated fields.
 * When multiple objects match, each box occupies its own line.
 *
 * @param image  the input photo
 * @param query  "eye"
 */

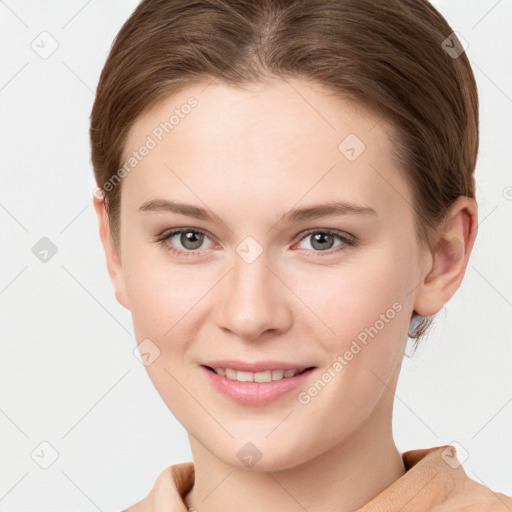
xmin=156 ymin=228 xmax=214 ymax=257
xmin=294 ymin=229 xmax=355 ymax=254
xmin=155 ymin=227 xmax=355 ymax=258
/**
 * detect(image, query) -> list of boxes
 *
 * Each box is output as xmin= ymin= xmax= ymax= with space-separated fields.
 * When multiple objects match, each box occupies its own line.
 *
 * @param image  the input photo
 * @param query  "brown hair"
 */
xmin=90 ymin=0 xmax=479 ymax=342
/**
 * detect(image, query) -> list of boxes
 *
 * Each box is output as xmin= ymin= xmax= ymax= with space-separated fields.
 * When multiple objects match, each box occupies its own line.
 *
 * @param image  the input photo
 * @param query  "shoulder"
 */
xmin=404 ymin=445 xmax=512 ymax=511
xmin=440 ymin=478 xmax=512 ymax=511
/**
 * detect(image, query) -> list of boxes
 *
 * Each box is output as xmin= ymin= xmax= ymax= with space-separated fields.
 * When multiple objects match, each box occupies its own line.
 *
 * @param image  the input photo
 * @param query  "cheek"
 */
xmin=122 ymin=241 xmax=209 ymax=338
xmin=122 ymin=250 xmax=213 ymax=415
xmin=293 ymin=246 xmax=413 ymax=353
xmin=285 ymin=251 xmax=412 ymax=444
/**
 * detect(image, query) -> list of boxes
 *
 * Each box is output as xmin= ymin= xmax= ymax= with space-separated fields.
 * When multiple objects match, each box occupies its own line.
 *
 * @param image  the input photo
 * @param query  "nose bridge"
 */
xmin=217 ymin=237 xmax=289 ymax=339
xmin=231 ymin=243 xmax=270 ymax=298
xmin=229 ymin=242 xmax=275 ymax=312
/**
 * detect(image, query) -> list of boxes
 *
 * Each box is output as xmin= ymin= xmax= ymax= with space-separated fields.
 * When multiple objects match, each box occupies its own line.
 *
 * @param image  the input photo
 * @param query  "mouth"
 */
xmin=202 ymin=365 xmax=316 ymax=383
xmin=201 ymin=364 xmax=317 ymax=405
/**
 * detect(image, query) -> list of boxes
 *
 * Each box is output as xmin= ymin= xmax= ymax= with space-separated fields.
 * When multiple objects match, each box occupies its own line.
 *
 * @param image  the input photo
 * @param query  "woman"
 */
xmin=90 ymin=0 xmax=512 ymax=510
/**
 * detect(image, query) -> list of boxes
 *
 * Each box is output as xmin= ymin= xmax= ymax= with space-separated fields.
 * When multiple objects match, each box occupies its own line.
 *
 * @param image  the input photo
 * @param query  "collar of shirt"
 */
xmin=122 ymin=445 xmax=512 ymax=512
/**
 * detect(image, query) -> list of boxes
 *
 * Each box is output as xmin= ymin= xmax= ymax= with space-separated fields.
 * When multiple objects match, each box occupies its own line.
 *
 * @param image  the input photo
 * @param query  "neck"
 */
xmin=183 ymin=396 xmax=405 ymax=512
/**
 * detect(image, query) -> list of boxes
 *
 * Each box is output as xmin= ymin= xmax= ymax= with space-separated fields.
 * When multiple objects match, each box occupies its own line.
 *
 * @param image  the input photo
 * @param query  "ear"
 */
xmin=413 ymin=196 xmax=478 ymax=317
xmin=93 ymin=193 xmax=131 ymax=310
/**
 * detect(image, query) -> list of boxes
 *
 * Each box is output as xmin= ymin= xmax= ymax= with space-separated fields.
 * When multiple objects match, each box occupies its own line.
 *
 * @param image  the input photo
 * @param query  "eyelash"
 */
xmin=155 ymin=227 xmax=356 ymax=258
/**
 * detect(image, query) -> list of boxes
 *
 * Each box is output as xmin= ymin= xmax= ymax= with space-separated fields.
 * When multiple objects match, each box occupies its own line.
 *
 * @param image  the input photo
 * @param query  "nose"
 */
xmin=215 ymin=249 xmax=292 ymax=341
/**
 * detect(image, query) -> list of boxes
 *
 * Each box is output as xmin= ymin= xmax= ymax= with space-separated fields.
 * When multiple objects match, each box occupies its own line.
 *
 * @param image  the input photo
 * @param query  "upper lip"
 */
xmin=202 ymin=360 xmax=315 ymax=372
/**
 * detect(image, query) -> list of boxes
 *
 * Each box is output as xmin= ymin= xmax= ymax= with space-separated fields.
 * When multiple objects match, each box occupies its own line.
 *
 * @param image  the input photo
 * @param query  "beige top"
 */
xmin=123 ymin=445 xmax=512 ymax=511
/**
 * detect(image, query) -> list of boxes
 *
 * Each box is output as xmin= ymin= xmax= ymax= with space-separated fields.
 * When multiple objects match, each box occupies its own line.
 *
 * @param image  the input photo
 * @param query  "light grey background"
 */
xmin=1 ymin=1 xmax=511 ymax=511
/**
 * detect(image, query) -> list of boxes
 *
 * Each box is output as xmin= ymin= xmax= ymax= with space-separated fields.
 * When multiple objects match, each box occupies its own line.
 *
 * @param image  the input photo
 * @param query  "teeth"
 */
xmin=213 ymin=367 xmax=302 ymax=382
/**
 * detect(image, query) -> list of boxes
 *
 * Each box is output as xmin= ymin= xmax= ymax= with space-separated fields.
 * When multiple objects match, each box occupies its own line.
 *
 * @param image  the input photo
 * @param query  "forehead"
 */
xmin=120 ymin=78 xmax=412 ymax=223
xmin=125 ymin=78 xmax=385 ymax=159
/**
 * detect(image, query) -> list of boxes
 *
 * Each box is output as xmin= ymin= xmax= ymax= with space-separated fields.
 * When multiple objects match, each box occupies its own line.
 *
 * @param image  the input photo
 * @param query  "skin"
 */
xmin=94 ymin=78 xmax=477 ymax=512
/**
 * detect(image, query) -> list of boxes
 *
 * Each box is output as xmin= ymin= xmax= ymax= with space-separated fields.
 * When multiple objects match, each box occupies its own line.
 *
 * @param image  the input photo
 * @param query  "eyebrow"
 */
xmin=138 ymin=199 xmax=377 ymax=224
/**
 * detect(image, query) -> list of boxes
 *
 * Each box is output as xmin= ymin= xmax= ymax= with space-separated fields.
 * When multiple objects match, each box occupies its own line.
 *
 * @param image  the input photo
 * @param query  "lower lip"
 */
xmin=201 ymin=366 xmax=315 ymax=405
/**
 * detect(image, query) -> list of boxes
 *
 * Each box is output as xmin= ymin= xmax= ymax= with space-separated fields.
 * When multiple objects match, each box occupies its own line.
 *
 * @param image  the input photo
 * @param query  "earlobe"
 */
xmin=92 ymin=194 xmax=131 ymax=310
xmin=413 ymin=196 xmax=478 ymax=317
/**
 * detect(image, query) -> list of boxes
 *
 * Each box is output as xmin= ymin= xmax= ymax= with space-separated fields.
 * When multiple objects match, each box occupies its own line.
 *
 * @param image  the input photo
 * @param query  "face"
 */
xmin=102 ymin=78 xmax=431 ymax=470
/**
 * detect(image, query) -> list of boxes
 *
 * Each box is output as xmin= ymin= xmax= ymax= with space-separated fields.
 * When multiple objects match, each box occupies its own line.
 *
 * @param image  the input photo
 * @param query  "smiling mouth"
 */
xmin=203 ymin=365 xmax=316 ymax=383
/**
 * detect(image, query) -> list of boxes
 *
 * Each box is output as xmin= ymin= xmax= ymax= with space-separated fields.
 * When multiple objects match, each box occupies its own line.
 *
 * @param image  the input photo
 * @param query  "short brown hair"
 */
xmin=90 ymin=0 xmax=479 ymax=340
